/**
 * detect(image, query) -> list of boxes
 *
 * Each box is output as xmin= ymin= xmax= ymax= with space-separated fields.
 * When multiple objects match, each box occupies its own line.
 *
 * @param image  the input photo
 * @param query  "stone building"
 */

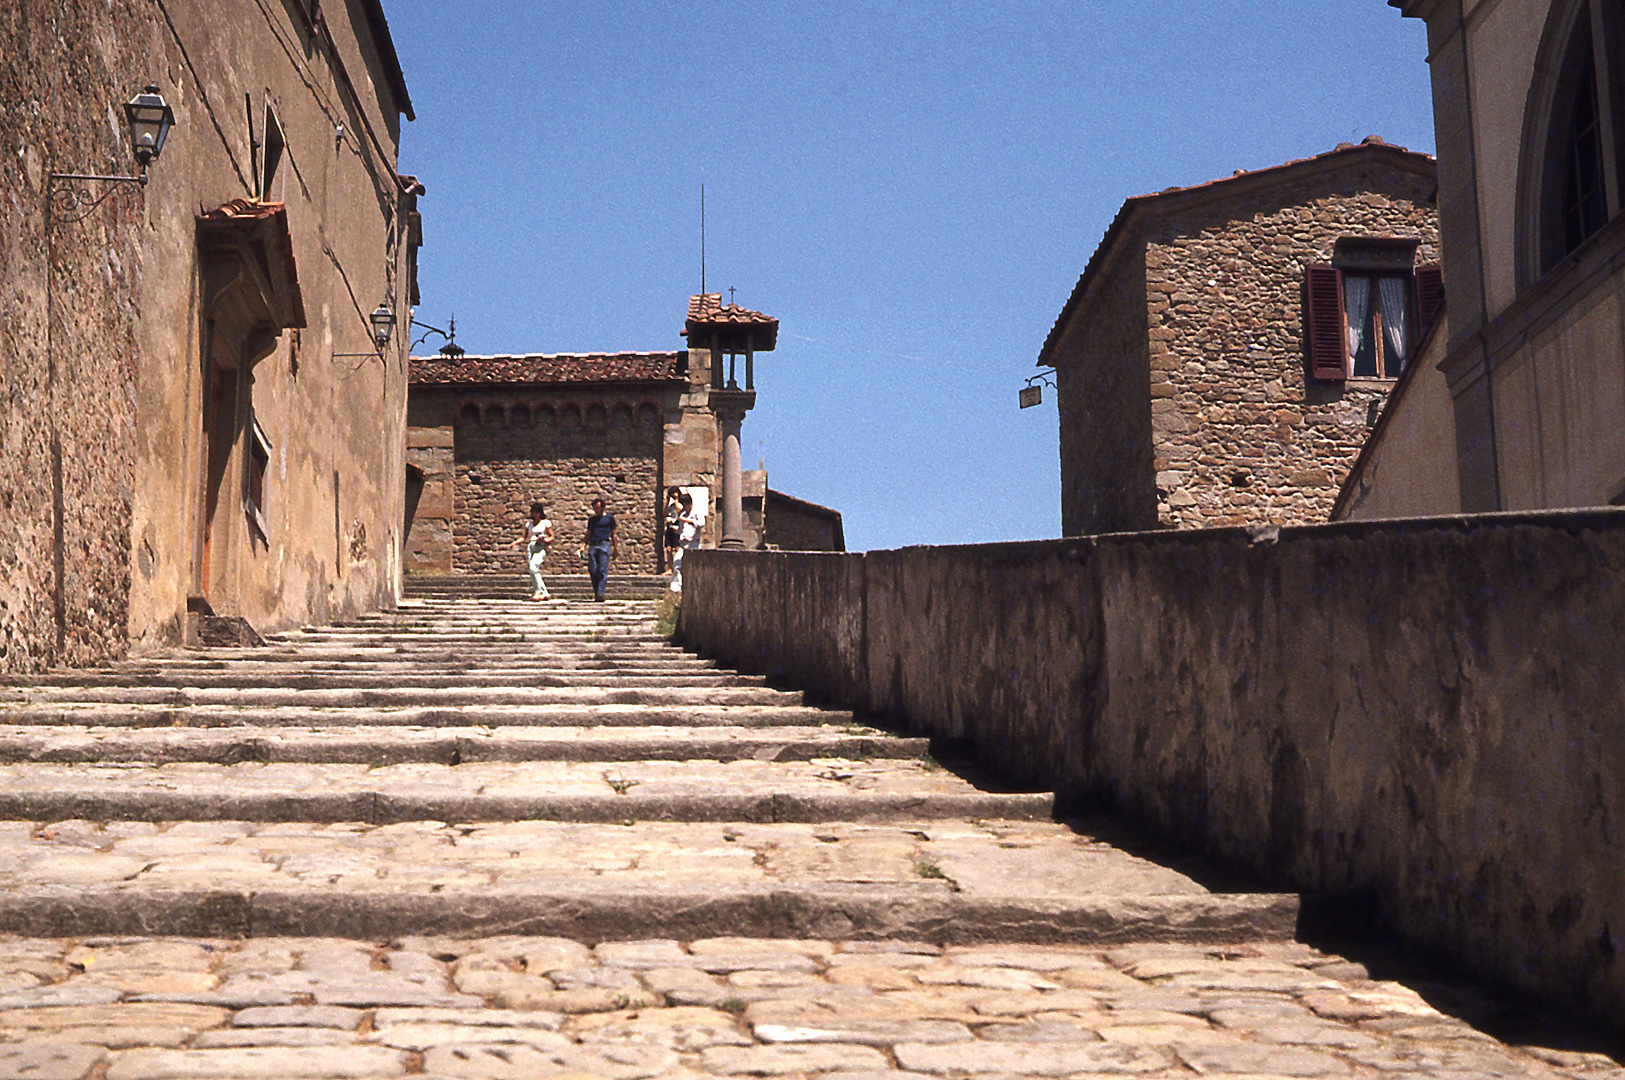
xmin=764 ymin=489 xmax=846 ymax=552
xmin=1040 ymin=139 xmax=1440 ymax=534
xmin=0 ymin=0 xmax=419 ymax=672
xmin=405 ymin=350 xmax=696 ymax=574
xmin=1376 ymin=0 xmax=1625 ymax=514
xmin=404 ymin=294 xmax=842 ymax=574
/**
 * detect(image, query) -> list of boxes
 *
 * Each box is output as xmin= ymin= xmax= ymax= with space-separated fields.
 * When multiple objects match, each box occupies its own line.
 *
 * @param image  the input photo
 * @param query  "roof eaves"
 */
xmin=361 ymin=0 xmax=414 ymax=122
xmin=1037 ymin=140 xmax=1438 ymax=368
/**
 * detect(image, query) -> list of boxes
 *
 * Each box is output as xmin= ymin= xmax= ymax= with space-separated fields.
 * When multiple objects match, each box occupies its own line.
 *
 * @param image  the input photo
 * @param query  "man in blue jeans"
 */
xmin=582 ymin=498 xmax=618 ymax=602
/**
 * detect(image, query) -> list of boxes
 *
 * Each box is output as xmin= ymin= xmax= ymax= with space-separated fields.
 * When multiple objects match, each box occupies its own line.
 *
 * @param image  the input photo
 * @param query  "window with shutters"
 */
xmin=1304 ymin=251 xmax=1442 ymax=382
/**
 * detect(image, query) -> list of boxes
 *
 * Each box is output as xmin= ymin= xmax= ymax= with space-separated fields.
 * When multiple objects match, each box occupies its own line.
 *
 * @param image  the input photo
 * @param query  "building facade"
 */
xmin=0 ymin=0 xmax=418 ymax=672
xmin=405 ymin=351 xmax=699 ymax=574
xmin=1041 ymin=140 xmax=1439 ymax=535
xmin=404 ymin=295 xmax=844 ymax=575
xmin=1390 ymin=0 xmax=1625 ymax=512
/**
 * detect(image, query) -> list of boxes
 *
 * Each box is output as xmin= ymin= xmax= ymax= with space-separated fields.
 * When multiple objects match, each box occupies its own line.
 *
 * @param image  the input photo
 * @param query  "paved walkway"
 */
xmin=0 ymin=579 xmax=1614 ymax=1078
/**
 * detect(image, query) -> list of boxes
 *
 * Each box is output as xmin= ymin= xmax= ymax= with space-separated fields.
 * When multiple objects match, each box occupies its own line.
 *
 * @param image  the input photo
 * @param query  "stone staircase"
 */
xmin=403 ymin=571 xmax=672 ymax=603
xmin=0 ymin=592 xmax=1606 ymax=1078
xmin=0 ymin=592 xmax=1293 ymax=943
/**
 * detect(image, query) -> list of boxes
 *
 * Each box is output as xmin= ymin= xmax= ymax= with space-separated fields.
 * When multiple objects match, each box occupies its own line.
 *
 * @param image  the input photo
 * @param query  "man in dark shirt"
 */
xmin=582 ymin=498 xmax=618 ymax=602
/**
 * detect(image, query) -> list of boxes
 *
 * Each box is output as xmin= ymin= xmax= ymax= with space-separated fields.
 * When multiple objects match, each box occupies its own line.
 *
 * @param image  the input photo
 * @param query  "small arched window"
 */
xmin=1531 ymin=0 xmax=1625 ymax=276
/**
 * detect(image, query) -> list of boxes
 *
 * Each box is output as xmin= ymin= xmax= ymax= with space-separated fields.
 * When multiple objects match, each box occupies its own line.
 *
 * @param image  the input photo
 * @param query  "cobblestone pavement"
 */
xmin=0 ymin=935 xmax=1614 ymax=1078
xmin=0 ymin=576 xmax=1615 ymax=1077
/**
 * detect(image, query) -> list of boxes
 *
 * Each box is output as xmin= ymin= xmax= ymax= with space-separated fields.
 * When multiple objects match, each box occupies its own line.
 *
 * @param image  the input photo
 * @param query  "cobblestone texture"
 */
xmin=0 ymin=936 xmax=1605 ymax=1077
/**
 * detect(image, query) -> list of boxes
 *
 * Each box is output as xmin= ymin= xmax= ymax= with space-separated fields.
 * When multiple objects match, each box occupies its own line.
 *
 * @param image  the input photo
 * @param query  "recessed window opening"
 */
xmin=1562 ymin=58 xmax=1608 ymax=255
xmin=246 ymin=413 xmax=272 ymax=542
xmin=1343 ymin=273 xmax=1411 ymax=378
xmin=260 ymin=101 xmax=285 ymax=201
xmin=1533 ymin=0 xmax=1625 ymax=275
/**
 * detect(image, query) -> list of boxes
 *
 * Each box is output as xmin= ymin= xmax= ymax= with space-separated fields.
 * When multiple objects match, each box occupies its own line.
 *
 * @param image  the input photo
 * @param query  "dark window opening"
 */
xmin=1537 ymin=0 xmax=1625 ymax=274
xmin=1343 ymin=273 xmax=1413 ymax=378
xmin=247 ymin=415 xmax=272 ymax=542
xmin=1562 ymin=59 xmax=1608 ymax=255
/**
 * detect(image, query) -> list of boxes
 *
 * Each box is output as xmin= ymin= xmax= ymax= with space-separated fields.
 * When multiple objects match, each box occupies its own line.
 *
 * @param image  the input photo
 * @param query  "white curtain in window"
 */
xmin=1378 ymin=276 xmax=1409 ymax=371
xmin=1344 ymin=276 xmax=1370 ymax=358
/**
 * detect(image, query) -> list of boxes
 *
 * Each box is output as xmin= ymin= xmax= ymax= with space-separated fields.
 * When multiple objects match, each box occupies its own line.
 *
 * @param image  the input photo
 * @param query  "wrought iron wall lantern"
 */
xmin=334 ymin=301 xmax=396 ymax=363
xmin=48 ymin=84 xmax=175 ymax=222
xmin=369 ymin=303 xmax=395 ymax=348
xmin=42 ymin=84 xmax=174 ymax=658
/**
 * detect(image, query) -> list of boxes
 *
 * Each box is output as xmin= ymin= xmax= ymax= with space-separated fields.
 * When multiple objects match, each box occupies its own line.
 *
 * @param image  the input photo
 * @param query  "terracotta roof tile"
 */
xmin=410 ymin=352 xmax=686 ymax=386
xmin=199 ymin=198 xmax=289 ymax=222
xmin=683 ymin=294 xmax=779 ymax=350
xmin=196 ymin=199 xmax=305 ymax=328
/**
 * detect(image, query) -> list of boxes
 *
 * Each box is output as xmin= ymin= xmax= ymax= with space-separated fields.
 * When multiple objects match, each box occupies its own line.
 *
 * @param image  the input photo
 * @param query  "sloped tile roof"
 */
xmin=196 ymin=199 xmax=306 ymax=328
xmin=411 ymin=352 xmax=686 ymax=386
xmin=1037 ymin=137 xmax=1437 ymax=368
xmin=684 ymin=294 xmax=779 ymax=350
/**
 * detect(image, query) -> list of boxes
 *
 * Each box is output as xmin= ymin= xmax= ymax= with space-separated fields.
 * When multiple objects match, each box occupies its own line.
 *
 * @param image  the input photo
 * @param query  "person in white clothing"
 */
xmin=670 ymin=492 xmax=700 ymax=592
xmin=508 ymin=501 xmax=555 ymax=600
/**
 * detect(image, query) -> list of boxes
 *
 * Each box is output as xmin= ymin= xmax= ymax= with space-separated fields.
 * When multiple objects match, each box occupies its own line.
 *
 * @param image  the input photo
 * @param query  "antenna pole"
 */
xmin=701 ymin=183 xmax=706 ymax=296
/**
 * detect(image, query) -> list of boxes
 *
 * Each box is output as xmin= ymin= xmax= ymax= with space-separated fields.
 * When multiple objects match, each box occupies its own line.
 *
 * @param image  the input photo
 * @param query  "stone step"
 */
xmin=0 ymin=684 xmax=806 ymax=708
xmin=57 ymin=655 xmax=729 ymax=675
xmin=0 ymin=724 xmax=921 ymax=765
xmin=0 ymin=702 xmax=850 ymax=730
xmin=265 ymin=631 xmax=673 ymax=645
xmin=171 ymin=644 xmax=700 ymax=662
xmin=0 ymin=759 xmax=1047 ymax=824
xmin=0 ymin=817 xmax=1297 ymax=943
xmin=403 ymin=577 xmax=672 ymax=602
xmin=2 ymin=669 xmax=768 ymax=690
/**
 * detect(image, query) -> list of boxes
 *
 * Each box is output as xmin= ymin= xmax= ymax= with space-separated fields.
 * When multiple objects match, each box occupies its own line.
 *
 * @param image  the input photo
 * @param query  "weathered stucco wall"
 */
xmin=680 ymin=509 xmax=1625 ymax=1024
xmin=0 ymin=0 xmax=155 ymax=671
xmin=0 ymin=0 xmax=414 ymax=671
xmin=1335 ymin=318 xmax=1461 ymax=520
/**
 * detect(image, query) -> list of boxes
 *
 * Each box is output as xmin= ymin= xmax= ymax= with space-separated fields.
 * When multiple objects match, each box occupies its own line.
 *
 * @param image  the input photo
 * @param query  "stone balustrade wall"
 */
xmin=680 ymin=509 xmax=1625 ymax=1024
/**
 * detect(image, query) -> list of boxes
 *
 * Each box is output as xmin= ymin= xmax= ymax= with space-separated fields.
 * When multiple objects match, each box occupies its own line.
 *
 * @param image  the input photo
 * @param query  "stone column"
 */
xmin=710 ymin=390 xmax=754 ymax=550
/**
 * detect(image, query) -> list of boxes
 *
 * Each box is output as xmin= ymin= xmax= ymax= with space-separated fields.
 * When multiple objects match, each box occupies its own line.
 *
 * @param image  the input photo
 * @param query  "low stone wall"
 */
xmin=679 ymin=509 xmax=1625 ymax=1023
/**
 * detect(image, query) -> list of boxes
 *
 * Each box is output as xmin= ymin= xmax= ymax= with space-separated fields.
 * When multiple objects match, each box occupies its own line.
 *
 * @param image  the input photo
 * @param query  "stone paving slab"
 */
xmin=0 ymin=819 xmax=1296 ymax=941
xmin=0 ymin=759 xmax=1048 ymax=823
xmin=0 ymin=702 xmax=851 ymax=730
xmin=0 ymin=670 xmax=763 ymax=689
xmin=0 ymin=685 xmax=806 ymax=708
xmin=1 ymin=685 xmax=806 ymax=711
xmin=0 ymin=936 xmax=1608 ymax=1079
xmin=0 ymin=725 xmax=921 ymax=765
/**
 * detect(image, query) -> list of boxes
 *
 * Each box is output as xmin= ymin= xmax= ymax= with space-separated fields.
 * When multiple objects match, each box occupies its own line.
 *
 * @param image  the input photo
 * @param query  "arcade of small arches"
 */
xmin=452 ymin=398 xmax=665 ymax=434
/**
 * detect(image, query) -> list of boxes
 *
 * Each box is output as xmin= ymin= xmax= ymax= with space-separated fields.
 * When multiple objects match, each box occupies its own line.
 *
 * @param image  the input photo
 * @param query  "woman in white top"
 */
xmin=509 ymin=501 xmax=556 ymax=600
xmin=670 ymin=492 xmax=700 ymax=592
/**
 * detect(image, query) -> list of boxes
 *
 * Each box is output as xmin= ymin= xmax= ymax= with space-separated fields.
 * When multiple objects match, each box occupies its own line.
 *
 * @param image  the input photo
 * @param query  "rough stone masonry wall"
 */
xmin=451 ymin=401 xmax=664 ymax=573
xmin=0 ymin=0 xmax=156 ymax=673
xmin=1146 ymin=165 xmax=1438 ymax=527
xmin=680 ymin=509 xmax=1625 ymax=1027
xmin=1053 ymin=248 xmax=1156 ymax=535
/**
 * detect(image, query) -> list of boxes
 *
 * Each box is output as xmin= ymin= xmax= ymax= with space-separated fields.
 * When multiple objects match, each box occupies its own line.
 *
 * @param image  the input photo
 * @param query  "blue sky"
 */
xmin=386 ymin=1 xmax=1436 ymax=551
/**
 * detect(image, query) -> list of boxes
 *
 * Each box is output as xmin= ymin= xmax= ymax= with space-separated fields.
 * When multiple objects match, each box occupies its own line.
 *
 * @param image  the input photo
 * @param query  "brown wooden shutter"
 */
xmin=1415 ymin=262 xmax=1444 ymax=341
xmin=1304 ymin=264 xmax=1348 ymax=380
